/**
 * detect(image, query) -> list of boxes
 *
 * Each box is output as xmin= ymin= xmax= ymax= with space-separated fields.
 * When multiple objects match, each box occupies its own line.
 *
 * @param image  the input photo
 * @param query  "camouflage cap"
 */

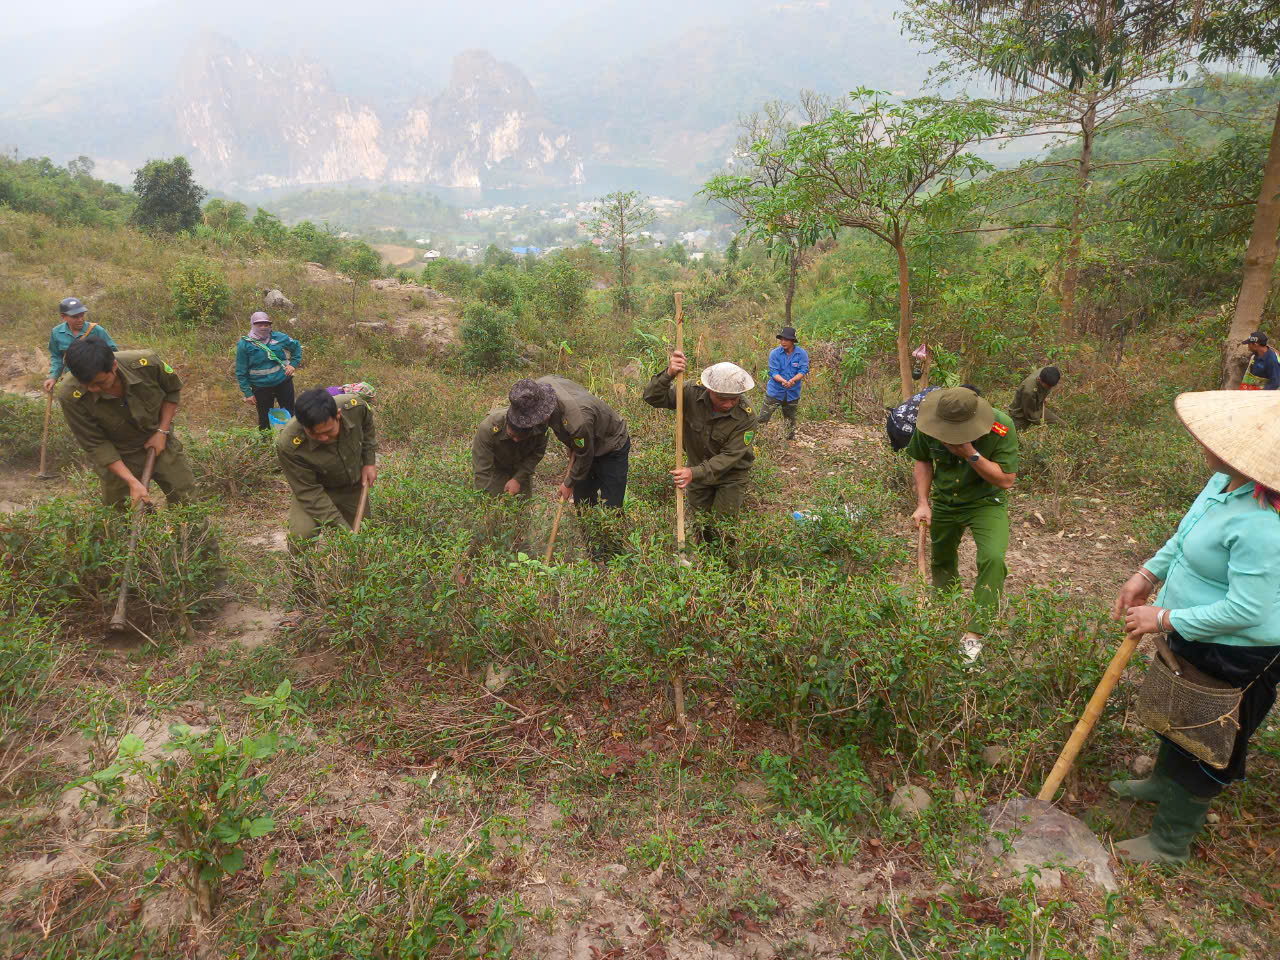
xmin=701 ymin=362 xmax=755 ymax=396
xmin=507 ymin=378 xmax=557 ymax=431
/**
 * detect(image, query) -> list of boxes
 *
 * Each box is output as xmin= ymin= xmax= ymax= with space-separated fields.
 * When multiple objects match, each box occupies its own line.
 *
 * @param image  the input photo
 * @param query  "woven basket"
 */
xmin=1135 ymin=653 xmax=1241 ymax=770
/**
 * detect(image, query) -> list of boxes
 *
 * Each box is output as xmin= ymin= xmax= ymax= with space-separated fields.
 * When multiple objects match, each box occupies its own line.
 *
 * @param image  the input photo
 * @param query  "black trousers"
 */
xmin=1161 ymin=632 xmax=1280 ymax=797
xmin=572 ymin=440 xmax=630 ymax=509
xmin=253 ymin=378 xmax=296 ymax=430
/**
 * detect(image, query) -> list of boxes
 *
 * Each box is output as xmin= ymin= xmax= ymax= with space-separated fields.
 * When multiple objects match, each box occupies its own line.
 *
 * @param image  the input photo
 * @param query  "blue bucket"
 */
xmin=268 ymin=408 xmax=292 ymax=428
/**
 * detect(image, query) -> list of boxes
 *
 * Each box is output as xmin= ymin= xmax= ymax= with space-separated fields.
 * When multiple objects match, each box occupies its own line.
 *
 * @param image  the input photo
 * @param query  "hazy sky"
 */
xmin=3 ymin=0 xmax=157 ymax=36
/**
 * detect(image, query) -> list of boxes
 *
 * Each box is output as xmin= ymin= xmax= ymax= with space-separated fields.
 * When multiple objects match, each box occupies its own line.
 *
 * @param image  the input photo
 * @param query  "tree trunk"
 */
xmin=1061 ymin=100 xmax=1097 ymax=334
xmin=784 ymin=242 xmax=799 ymax=325
xmin=894 ymin=236 xmax=913 ymax=402
xmin=1222 ymin=102 xmax=1280 ymax=388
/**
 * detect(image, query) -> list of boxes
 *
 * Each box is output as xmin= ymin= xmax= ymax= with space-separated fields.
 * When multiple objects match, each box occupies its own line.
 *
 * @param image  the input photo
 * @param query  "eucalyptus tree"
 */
xmin=901 ymin=0 xmax=1197 ymax=332
xmin=705 ymin=89 xmax=999 ymax=400
xmin=588 ymin=190 xmax=657 ymax=314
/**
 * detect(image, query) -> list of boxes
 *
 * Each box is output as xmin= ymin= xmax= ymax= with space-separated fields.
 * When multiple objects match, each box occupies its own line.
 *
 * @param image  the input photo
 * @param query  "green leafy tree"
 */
xmin=202 ymin=198 xmax=250 ymax=233
xmin=705 ymin=89 xmax=998 ymax=400
xmin=1125 ymin=0 xmax=1280 ymax=385
xmin=338 ymin=243 xmax=383 ymax=320
xmin=902 ymin=0 xmax=1196 ymax=332
xmin=130 ymin=156 xmax=206 ymax=233
xmin=588 ymin=190 xmax=657 ymax=314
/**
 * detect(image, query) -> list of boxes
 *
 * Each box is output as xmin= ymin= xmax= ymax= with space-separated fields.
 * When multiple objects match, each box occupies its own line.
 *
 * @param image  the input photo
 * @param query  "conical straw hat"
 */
xmin=1174 ymin=390 xmax=1280 ymax=489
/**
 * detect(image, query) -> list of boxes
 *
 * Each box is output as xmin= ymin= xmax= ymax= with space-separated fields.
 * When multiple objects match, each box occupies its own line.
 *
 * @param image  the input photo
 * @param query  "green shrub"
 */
xmin=77 ymin=682 xmax=297 ymax=922
xmin=460 ymin=302 xmax=518 ymax=370
xmin=169 ymin=256 xmax=232 ymax=325
xmin=184 ymin=427 xmax=279 ymax=497
xmin=0 ymin=498 xmax=222 ymax=639
xmin=0 ymin=392 xmax=79 ymax=469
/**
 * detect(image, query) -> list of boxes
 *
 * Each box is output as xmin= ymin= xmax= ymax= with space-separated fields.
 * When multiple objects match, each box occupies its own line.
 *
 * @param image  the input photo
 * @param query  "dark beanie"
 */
xmin=1040 ymin=366 xmax=1061 ymax=386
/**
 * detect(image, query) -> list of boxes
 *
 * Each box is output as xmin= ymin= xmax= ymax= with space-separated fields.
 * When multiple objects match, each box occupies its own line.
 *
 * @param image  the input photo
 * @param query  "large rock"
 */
xmin=263 ymin=289 xmax=295 ymax=312
xmin=889 ymin=784 xmax=931 ymax=819
xmin=981 ymin=797 xmax=1117 ymax=891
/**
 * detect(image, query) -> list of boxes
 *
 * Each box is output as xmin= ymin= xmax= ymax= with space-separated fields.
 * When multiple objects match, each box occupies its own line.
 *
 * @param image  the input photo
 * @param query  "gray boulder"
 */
xmin=889 ymin=784 xmax=932 ymax=819
xmin=981 ymin=797 xmax=1116 ymax=891
xmin=263 ymin=288 xmax=295 ymax=312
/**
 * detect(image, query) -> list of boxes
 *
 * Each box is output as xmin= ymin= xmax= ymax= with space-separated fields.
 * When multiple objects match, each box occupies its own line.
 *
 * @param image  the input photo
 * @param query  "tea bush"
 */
xmin=0 ymin=498 xmax=222 ymax=638
xmin=0 ymin=392 xmax=79 ymax=468
xmin=184 ymin=426 xmax=279 ymax=497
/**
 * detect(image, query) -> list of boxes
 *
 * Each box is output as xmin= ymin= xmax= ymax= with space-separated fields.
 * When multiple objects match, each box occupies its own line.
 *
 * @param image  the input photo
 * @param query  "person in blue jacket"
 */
xmin=757 ymin=325 xmax=809 ymax=441
xmin=43 ymin=296 xmax=118 ymax=393
xmin=1241 ymin=331 xmax=1280 ymax=390
xmin=236 ymin=312 xmax=302 ymax=430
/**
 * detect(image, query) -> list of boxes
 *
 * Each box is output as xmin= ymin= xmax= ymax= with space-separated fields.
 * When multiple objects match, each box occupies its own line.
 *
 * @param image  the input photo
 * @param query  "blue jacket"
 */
xmin=765 ymin=344 xmax=809 ymax=402
xmin=48 ymin=320 xmax=118 ymax=378
xmin=235 ymin=331 xmax=302 ymax=396
xmin=1247 ymin=348 xmax=1280 ymax=390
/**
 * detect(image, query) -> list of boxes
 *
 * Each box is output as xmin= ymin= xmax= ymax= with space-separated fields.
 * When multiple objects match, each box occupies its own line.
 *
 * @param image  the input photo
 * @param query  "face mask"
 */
xmin=250 ymin=326 xmax=271 ymax=341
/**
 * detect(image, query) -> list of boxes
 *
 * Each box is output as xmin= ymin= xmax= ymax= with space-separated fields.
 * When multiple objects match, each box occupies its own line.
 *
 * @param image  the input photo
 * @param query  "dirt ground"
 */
xmin=0 ymin=401 xmax=1272 ymax=958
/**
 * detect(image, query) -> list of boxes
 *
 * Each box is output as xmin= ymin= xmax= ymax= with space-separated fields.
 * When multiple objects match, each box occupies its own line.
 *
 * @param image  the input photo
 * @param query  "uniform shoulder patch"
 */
xmin=138 ymin=357 xmax=148 ymax=366
xmin=292 ymin=436 xmax=302 ymax=445
xmin=162 ymin=361 xmax=174 ymax=374
xmin=743 ymin=430 xmax=754 ymax=444
xmin=990 ymin=421 xmax=1009 ymax=436
xmin=574 ymin=436 xmax=586 ymax=448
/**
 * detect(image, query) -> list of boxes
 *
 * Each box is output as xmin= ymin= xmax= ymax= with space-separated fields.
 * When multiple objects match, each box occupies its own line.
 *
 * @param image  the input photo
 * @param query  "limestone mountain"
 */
xmin=174 ymin=35 xmax=583 ymax=191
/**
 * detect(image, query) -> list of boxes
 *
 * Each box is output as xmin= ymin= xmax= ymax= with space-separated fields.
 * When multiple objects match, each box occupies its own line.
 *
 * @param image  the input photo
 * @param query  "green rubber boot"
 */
xmin=1115 ymin=781 xmax=1211 ymax=866
xmin=1109 ymin=742 xmax=1175 ymax=803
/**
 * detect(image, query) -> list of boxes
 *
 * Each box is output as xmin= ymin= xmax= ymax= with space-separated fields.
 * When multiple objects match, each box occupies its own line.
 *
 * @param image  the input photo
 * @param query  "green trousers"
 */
xmin=930 ymin=500 xmax=1009 ymax=631
xmin=288 ymin=486 xmax=369 ymax=541
xmin=100 ymin=442 xmax=196 ymax=508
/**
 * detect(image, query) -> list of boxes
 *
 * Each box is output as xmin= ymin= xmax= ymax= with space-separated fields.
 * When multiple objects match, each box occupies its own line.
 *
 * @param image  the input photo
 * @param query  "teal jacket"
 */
xmin=235 ymin=331 xmax=302 ymax=396
xmin=1147 ymin=473 xmax=1280 ymax=647
xmin=48 ymin=320 xmax=118 ymax=378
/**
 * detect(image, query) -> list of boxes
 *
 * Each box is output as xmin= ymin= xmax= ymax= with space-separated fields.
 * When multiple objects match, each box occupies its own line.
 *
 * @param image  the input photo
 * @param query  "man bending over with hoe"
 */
xmin=58 ymin=338 xmax=195 ymax=508
xmin=908 ymin=386 xmax=1019 ymax=661
xmin=277 ymin=387 xmax=378 ymax=549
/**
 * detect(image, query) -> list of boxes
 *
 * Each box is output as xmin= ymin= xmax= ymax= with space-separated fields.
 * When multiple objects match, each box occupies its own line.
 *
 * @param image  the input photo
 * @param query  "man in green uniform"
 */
xmin=1008 ymin=366 xmax=1062 ymax=432
xmin=58 ymin=339 xmax=195 ymax=508
xmin=502 ymin=376 xmax=631 ymax=507
xmin=643 ymin=350 xmax=756 ymax=538
xmin=276 ymin=387 xmax=377 ymax=545
xmin=471 ymin=404 xmax=549 ymax=497
xmin=908 ymin=387 xmax=1019 ymax=660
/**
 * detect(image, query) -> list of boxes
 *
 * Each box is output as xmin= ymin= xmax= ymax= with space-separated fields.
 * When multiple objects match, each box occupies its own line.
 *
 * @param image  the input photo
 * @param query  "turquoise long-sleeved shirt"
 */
xmin=1145 ymin=473 xmax=1280 ymax=647
xmin=235 ymin=331 xmax=302 ymax=396
xmin=48 ymin=320 xmax=118 ymax=378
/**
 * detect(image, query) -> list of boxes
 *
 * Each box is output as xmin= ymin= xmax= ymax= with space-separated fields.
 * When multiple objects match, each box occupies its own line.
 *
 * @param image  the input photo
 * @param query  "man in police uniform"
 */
xmin=1009 ymin=365 xmax=1062 ymax=432
xmin=499 ymin=376 xmax=631 ymax=508
xmin=471 ymin=403 xmax=549 ymax=498
xmin=643 ymin=350 xmax=756 ymax=535
xmin=277 ymin=387 xmax=377 ymax=544
xmin=44 ymin=296 xmax=119 ymax=393
xmin=58 ymin=338 xmax=195 ymax=507
xmin=908 ymin=387 xmax=1019 ymax=660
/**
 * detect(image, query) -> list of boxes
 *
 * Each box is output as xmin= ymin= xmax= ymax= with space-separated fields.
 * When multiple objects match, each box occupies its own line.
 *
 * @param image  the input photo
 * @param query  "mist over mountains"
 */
xmin=0 ymin=0 xmax=930 ymax=199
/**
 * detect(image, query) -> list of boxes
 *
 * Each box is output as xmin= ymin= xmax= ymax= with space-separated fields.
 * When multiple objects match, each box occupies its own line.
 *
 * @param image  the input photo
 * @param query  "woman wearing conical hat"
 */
xmin=1112 ymin=390 xmax=1280 ymax=864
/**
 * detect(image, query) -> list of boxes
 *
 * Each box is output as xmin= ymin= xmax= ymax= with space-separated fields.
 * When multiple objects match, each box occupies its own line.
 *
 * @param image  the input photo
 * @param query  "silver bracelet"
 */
xmin=1137 ymin=569 xmax=1157 ymax=590
xmin=1159 ymin=608 xmax=1173 ymax=633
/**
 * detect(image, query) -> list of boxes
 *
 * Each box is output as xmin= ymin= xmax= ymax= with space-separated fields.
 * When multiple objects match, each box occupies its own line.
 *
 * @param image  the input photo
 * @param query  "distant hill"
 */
xmin=0 ymin=0 xmax=927 ymax=195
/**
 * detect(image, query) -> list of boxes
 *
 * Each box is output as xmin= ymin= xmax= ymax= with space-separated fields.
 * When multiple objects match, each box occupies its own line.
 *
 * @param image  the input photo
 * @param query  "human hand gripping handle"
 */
xmin=666 ymin=350 xmax=688 ymax=378
xmin=1112 ymin=569 xmax=1155 ymax=621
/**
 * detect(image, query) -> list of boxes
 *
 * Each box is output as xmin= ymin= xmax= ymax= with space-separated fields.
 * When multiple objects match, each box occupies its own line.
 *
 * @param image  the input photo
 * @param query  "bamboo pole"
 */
xmin=544 ymin=458 xmax=574 ymax=564
xmin=1037 ymin=633 xmax=1141 ymax=802
xmin=674 ymin=292 xmax=686 ymax=555
xmin=352 ymin=484 xmax=370 ymax=533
